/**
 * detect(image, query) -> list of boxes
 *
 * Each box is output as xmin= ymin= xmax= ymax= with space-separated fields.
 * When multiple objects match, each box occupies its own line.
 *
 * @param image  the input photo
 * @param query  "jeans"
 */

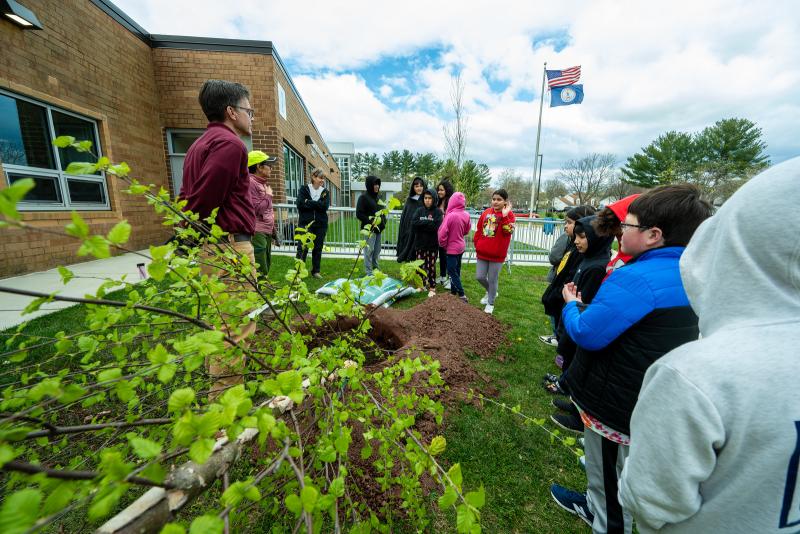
xmin=252 ymin=231 xmax=273 ymax=278
xmin=446 ymin=253 xmax=465 ymax=296
xmin=364 ymin=232 xmax=381 ymax=275
xmin=475 ymin=259 xmax=503 ymax=305
xmin=296 ymin=223 xmax=326 ymax=274
xmin=438 ymin=246 xmax=448 ymax=277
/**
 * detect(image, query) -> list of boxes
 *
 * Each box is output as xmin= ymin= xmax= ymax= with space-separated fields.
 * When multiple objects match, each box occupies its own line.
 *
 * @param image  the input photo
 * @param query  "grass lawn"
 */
xmin=3 ymin=254 xmax=586 ymax=532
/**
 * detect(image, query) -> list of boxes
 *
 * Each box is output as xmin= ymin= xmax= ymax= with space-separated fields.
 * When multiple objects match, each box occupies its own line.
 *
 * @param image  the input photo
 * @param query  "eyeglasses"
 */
xmin=232 ymin=105 xmax=254 ymax=119
xmin=620 ymin=222 xmax=651 ymax=231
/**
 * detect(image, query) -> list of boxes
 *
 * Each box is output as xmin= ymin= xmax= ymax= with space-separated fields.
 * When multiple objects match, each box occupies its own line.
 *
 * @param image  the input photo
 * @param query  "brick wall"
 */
xmin=0 ymin=0 xmax=169 ymax=276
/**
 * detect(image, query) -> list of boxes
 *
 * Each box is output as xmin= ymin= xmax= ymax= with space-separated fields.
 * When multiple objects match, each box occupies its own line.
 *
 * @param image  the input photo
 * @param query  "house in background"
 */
xmin=0 ymin=0 xmax=340 ymax=277
xmin=329 ymin=141 xmax=354 ymax=207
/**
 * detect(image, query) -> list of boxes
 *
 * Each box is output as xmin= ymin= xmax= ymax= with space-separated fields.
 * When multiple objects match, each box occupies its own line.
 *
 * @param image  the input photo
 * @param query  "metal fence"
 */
xmin=272 ymin=204 xmax=565 ymax=268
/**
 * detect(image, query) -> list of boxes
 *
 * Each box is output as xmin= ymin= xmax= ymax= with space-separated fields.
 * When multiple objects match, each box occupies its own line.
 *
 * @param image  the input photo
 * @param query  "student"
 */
xmin=436 ymin=180 xmax=455 ymax=287
xmin=539 ymin=205 xmax=596 ymax=345
xmin=591 ymin=194 xmax=640 ymax=280
xmin=396 ymin=177 xmax=427 ymax=263
xmin=411 ymin=188 xmax=443 ymax=297
xmin=473 ymin=189 xmax=515 ymax=314
xmin=548 ymin=215 xmax=613 ymax=428
xmin=438 ymin=191 xmax=471 ymax=302
xmin=619 ymin=159 xmax=800 ymax=533
xmin=247 ymin=150 xmax=278 ymax=278
xmin=549 ymin=184 xmax=713 ymax=534
xmin=356 ymin=175 xmax=385 ymax=276
xmin=296 ymin=168 xmax=329 ymax=279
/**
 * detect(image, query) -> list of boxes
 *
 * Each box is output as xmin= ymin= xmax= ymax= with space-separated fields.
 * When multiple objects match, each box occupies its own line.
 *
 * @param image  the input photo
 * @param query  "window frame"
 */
xmin=283 ymin=142 xmax=304 ymax=201
xmin=0 ymin=89 xmax=109 ymax=211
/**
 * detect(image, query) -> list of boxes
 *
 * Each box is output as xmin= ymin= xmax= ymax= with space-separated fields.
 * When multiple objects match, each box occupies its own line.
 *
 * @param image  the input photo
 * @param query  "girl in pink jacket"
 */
xmin=437 ymin=192 xmax=472 ymax=302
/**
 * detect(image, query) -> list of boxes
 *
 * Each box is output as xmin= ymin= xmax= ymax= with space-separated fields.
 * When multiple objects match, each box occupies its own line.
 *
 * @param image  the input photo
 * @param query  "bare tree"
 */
xmin=443 ymin=71 xmax=468 ymax=170
xmin=541 ymin=178 xmax=568 ymax=208
xmin=604 ymin=172 xmax=639 ymax=201
xmin=496 ymin=168 xmax=533 ymax=208
xmin=556 ymin=153 xmax=617 ymax=205
xmin=0 ymin=140 xmax=26 ymax=166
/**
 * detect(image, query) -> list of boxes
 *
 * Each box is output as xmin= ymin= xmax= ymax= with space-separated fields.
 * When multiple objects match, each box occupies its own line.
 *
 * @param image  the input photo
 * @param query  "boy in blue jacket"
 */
xmin=549 ymin=184 xmax=713 ymax=533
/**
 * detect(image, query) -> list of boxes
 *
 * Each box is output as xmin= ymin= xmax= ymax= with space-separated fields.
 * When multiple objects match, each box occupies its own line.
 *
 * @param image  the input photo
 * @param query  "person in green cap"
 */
xmin=247 ymin=150 xmax=279 ymax=278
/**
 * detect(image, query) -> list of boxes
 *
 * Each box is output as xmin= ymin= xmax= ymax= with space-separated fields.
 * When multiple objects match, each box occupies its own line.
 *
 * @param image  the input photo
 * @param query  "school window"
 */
xmin=277 ymin=82 xmax=287 ymax=120
xmin=283 ymin=142 xmax=304 ymax=200
xmin=0 ymin=89 xmax=109 ymax=210
xmin=166 ymin=129 xmax=204 ymax=196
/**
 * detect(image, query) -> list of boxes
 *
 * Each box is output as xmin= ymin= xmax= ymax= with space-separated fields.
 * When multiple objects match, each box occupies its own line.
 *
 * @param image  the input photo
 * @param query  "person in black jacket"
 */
xmin=296 ymin=167 xmax=329 ymax=278
xmin=412 ymin=188 xmax=443 ymax=296
xmin=436 ymin=180 xmax=455 ymax=286
xmin=356 ymin=175 xmax=385 ymax=276
xmin=396 ymin=177 xmax=427 ymax=263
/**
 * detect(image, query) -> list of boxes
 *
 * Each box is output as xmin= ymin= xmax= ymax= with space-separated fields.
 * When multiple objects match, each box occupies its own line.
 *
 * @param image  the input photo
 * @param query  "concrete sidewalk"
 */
xmin=0 ymin=250 xmax=152 ymax=331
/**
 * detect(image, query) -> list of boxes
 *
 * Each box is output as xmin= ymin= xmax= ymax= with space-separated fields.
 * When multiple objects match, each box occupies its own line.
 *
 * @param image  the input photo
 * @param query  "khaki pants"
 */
xmin=199 ymin=239 xmax=258 ymax=399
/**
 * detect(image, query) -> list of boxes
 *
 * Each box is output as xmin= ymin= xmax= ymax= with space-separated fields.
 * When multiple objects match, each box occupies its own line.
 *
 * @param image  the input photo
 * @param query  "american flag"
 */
xmin=546 ymin=66 xmax=581 ymax=88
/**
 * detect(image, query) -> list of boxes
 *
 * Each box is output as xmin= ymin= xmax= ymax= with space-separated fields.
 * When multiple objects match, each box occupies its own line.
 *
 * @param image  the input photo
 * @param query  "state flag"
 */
xmin=550 ymin=84 xmax=584 ymax=107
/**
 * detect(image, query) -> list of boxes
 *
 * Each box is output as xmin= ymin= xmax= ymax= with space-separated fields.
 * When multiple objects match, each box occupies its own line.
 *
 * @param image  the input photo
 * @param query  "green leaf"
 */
xmin=160 ymin=524 xmax=186 ymax=534
xmin=284 ymin=494 xmax=302 ymax=516
xmin=0 ymin=444 xmax=18 ymax=467
xmin=464 ymin=485 xmax=485 ymax=509
xmin=189 ymin=438 xmax=215 ymax=464
xmin=329 ymin=477 xmax=345 ymax=498
xmin=448 ymin=463 xmax=463 ymax=491
xmin=300 ymin=485 xmax=318 ymax=513
xmin=149 ymin=244 xmax=171 ymax=261
xmin=168 ymin=388 xmax=195 ymax=413
xmin=108 ymin=162 xmax=131 ymax=177
xmin=78 ymin=235 xmax=111 ymax=258
xmin=0 ymin=178 xmax=35 ymax=220
xmin=57 ymin=266 xmax=74 ymax=284
xmin=75 ymin=140 xmax=93 ymax=152
xmin=42 ymin=484 xmax=74 ymax=515
xmin=97 ymin=368 xmax=122 ymax=383
xmin=65 ymin=161 xmax=98 ymax=175
xmin=438 ymin=486 xmax=458 ymax=509
xmin=147 ymin=344 xmax=169 ymax=365
xmin=65 ymin=211 xmax=90 ymax=239
xmin=147 ymin=259 xmax=168 ymax=281
xmin=157 ymin=363 xmax=177 ymax=384
xmin=107 ymin=220 xmax=132 ymax=245
xmin=128 ymin=435 xmax=162 ymax=459
xmin=456 ymin=503 xmax=476 ymax=534
xmin=0 ymin=489 xmax=42 ymax=534
xmin=52 ymin=135 xmax=76 ymax=148
xmin=429 ymin=435 xmax=446 ymax=456
xmin=360 ymin=444 xmax=372 ymax=460
xmin=195 ymin=411 xmax=222 ymax=438
xmin=190 ymin=514 xmax=223 ymax=534
xmin=88 ymin=485 xmax=126 ymax=520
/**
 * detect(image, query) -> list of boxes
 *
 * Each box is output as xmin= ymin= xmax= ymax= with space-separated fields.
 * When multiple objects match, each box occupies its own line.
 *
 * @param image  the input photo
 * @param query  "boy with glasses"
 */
xmin=549 ymin=184 xmax=713 ymax=533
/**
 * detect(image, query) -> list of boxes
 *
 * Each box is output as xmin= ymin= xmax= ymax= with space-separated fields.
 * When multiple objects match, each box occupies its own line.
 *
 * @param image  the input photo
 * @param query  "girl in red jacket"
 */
xmin=473 ymin=189 xmax=515 ymax=314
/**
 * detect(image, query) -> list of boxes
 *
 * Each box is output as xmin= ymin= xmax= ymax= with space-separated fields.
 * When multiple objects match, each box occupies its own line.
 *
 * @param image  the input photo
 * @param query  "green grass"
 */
xmin=3 ymin=255 xmax=586 ymax=532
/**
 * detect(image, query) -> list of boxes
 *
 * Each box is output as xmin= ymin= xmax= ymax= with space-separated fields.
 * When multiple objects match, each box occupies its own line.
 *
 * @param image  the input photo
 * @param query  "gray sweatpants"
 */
xmin=475 ymin=259 xmax=503 ymax=305
xmin=364 ymin=232 xmax=381 ymax=275
xmin=584 ymin=429 xmax=633 ymax=534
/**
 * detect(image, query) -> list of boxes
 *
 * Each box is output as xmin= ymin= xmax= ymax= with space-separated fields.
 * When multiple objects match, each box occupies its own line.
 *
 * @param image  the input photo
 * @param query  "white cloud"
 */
xmin=115 ymin=0 xmax=800 ymax=175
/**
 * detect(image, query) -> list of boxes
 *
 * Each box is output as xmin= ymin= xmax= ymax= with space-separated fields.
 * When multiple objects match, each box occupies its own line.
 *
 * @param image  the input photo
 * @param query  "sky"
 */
xmin=116 ymin=0 xmax=800 ymax=184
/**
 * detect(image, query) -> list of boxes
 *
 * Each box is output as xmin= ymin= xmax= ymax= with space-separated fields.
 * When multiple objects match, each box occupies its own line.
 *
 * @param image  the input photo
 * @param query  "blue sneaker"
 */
xmin=550 ymin=484 xmax=594 ymax=527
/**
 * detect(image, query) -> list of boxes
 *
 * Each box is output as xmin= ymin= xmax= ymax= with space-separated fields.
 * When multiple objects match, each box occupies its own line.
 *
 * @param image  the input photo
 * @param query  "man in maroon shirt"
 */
xmin=180 ymin=79 xmax=258 ymax=399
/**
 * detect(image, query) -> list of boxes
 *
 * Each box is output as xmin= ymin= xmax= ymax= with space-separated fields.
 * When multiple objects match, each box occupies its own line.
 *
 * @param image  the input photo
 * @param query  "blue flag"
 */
xmin=550 ymin=84 xmax=584 ymax=107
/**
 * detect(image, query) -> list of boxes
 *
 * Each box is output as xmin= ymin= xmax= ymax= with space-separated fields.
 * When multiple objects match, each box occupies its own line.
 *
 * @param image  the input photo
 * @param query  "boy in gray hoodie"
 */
xmin=619 ymin=157 xmax=800 ymax=533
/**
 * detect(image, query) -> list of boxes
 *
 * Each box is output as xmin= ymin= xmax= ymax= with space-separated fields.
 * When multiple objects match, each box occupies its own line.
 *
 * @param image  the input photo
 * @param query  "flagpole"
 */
xmin=528 ymin=61 xmax=546 ymax=217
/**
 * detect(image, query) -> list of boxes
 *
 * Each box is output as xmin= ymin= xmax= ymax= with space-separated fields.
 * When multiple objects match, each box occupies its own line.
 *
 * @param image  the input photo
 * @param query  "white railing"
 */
xmin=272 ymin=204 xmax=565 ymax=267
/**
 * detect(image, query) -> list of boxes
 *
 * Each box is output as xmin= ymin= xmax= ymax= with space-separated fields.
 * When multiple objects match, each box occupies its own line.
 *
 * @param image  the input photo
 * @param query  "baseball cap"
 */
xmin=248 ymin=150 xmax=278 ymax=167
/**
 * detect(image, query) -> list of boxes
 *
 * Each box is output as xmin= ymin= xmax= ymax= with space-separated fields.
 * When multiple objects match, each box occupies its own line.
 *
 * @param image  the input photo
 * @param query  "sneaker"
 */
xmin=578 ymin=437 xmax=585 ymax=447
xmin=550 ymin=484 xmax=594 ymax=527
xmin=578 ymin=455 xmax=586 ymax=471
xmin=428 ymin=289 xmax=436 ymax=298
xmin=480 ymin=293 xmax=489 ymax=305
xmin=551 ymin=398 xmax=574 ymax=412
xmin=459 ymin=295 xmax=468 ymax=303
xmin=483 ymin=304 xmax=494 ymax=314
xmin=443 ymin=279 xmax=451 ymax=290
xmin=436 ymin=276 xmax=446 ymax=285
xmin=538 ymin=334 xmax=558 ymax=347
xmin=550 ymin=413 xmax=584 ymax=434
xmin=312 ymin=272 xmax=322 ymax=279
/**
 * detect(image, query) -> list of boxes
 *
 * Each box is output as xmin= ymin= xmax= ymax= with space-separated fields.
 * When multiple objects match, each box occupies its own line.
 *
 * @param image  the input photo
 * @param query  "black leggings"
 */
xmin=296 ymin=223 xmax=326 ymax=274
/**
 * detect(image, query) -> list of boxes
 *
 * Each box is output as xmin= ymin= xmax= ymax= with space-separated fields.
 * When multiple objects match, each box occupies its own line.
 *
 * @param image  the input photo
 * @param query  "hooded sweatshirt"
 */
xmin=473 ymin=206 xmax=516 ymax=263
xmin=356 ymin=176 xmax=385 ymax=233
xmin=570 ymin=215 xmax=613 ymax=304
xmin=438 ymin=192 xmax=471 ymax=254
xmin=619 ymin=157 xmax=800 ymax=534
xmin=397 ymin=178 xmax=428 ymax=262
xmin=603 ymin=194 xmax=640 ymax=278
xmin=411 ymin=189 xmax=443 ymax=252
